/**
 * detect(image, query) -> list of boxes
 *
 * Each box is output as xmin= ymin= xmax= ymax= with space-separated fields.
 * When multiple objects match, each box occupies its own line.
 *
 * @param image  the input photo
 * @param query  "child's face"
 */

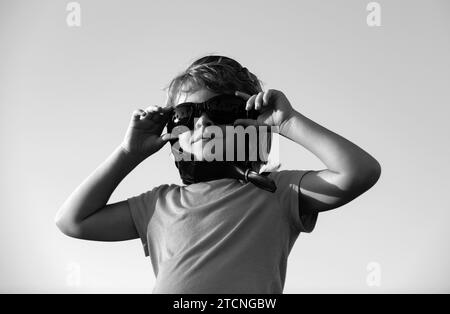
xmin=175 ymin=89 xmax=229 ymax=161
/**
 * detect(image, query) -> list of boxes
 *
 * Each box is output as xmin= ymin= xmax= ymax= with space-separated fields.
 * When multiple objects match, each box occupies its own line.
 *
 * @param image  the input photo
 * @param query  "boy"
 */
xmin=55 ymin=55 xmax=381 ymax=293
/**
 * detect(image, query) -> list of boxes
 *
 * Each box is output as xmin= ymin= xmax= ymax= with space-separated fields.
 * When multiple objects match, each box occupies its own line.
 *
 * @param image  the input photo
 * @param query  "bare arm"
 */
xmin=235 ymin=89 xmax=381 ymax=214
xmin=55 ymin=146 xmax=144 ymax=241
xmin=55 ymin=105 xmax=173 ymax=241
xmin=280 ymin=109 xmax=381 ymax=213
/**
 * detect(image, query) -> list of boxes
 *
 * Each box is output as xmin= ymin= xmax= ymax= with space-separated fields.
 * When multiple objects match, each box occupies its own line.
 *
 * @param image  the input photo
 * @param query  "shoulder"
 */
xmin=153 ymin=182 xmax=183 ymax=196
xmin=130 ymin=182 xmax=181 ymax=203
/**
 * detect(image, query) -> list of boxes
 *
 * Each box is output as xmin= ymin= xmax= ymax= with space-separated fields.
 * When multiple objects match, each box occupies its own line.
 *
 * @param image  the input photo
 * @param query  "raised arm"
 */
xmin=55 ymin=105 xmax=173 ymax=241
xmin=235 ymin=89 xmax=381 ymax=213
xmin=280 ymin=108 xmax=381 ymax=213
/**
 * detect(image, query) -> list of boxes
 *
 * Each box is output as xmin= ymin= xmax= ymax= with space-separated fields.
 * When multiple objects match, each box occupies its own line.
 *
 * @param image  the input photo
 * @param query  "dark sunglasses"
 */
xmin=166 ymin=94 xmax=259 ymax=134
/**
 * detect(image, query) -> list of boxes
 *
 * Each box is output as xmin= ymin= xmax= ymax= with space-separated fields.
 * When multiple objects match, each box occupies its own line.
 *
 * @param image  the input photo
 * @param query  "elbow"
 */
xmin=353 ymin=158 xmax=382 ymax=192
xmin=343 ymin=158 xmax=381 ymax=194
xmin=55 ymin=215 xmax=73 ymax=238
xmin=55 ymin=210 xmax=83 ymax=239
xmin=366 ymin=158 xmax=382 ymax=187
xmin=55 ymin=216 xmax=70 ymax=236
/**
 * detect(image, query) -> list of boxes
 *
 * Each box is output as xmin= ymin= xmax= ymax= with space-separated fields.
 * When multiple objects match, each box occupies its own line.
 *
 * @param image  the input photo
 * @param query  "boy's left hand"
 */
xmin=234 ymin=89 xmax=295 ymax=132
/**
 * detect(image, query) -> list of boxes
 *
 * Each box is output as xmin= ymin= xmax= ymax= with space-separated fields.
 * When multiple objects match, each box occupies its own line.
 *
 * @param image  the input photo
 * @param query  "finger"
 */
xmin=132 ymin=109 xmax=146 ymax=121
xmin=146 ymin=106 xmax=173 ymax=119
xmin=153 ymin=106 xmax=171 ymax=114
xmin=235 ymin=91 xmax=251 ymax=100
xmin=160 ymin=106 xmax=174 ymax=114
xmin=263 ymin=89 xmax=273 ymax=107
xmin=245 ymin=94 xmax=257 ymax=111
xmin=157 ymin=107 xmax=174 ymax=120
xmin=235 ymin=117 xmax=272 ymax=127
xmin=233 ymin=118 xmax=260 ymax=127
xmin=254 ymin=92 xmax=264 ymax=110
xmin=144 ymin=105 xmax=159 ymax=114
xmin=153 ymin=135 xmax=168 ymax=148
xmin=167 ymin=132 xmax=179 ymax=140
xmin=160 ymin=133 xmax=177 ymax=142
xmin=143 ymin=106 xmax=167 ymax=121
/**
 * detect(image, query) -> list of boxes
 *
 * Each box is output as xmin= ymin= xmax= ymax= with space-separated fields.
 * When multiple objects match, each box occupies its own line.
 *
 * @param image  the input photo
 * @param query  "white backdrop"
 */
xmin=0 ymin=0 xmax=449 ymax=293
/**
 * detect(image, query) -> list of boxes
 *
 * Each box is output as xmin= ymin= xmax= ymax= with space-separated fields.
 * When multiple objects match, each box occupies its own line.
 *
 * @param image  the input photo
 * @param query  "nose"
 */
xmin=194 ymin=113 xmax=213 ymax=130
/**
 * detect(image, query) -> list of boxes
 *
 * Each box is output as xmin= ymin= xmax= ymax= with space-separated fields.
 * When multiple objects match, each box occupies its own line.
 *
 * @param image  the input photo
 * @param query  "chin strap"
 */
xmin=175 ymin=159 xmax=277 ymax=193
xmin=234 ymin=166 xmax=277 ymax=193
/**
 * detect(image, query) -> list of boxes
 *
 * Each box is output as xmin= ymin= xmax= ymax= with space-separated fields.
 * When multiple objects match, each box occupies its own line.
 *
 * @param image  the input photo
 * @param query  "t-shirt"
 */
xmin=127 ymin=170 xmax=318 ymax=294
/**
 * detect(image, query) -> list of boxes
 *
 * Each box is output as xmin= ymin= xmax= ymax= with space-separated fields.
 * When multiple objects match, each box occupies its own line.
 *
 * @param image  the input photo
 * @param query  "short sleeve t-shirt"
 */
xmin=127 ymin=170 xmax=318 ymax=294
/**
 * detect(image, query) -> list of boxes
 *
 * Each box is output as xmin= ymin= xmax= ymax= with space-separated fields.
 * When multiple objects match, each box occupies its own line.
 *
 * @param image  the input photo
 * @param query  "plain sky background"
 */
xmin=0 ymin=0 xmax=449 ymax=293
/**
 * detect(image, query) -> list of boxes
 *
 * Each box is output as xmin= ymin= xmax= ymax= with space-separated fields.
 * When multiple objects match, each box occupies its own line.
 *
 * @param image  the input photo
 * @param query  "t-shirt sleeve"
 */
xmin=127 ymin=187 xmax=160 ymax=257
xmin=269 ymin=170 xmax=319 ymax=233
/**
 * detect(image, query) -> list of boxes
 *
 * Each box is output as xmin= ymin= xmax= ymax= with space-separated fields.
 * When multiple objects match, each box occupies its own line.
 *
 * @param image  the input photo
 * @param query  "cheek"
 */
xmin=178 ymin=132 xmax=192 ymax=150
xmin=171 ymin=132 xmax=194 ymax=159
xmin=177 ymin=131 xmax=204 ymax=160
xmin=175 ymin=127 xmax=247 ymax=161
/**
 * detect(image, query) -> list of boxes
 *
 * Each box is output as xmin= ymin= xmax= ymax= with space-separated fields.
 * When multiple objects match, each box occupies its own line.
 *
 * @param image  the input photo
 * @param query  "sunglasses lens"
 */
xmin=167 ymin=104 xmax=194 ymax=132
xmin=207 ymin=96 xmax=248 ymax=124
xmin=167 ymin=95 xmax=259 ymax=134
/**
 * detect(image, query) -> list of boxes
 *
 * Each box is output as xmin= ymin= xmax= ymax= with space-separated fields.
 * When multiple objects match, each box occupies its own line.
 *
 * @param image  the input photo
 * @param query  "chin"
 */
xmin=189 ymin=141 xmax=215 ymax=161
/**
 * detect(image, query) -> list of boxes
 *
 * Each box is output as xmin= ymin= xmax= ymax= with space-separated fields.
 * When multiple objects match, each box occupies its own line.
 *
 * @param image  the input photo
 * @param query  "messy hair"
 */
xmin=165 ymin=55 xmax=263 ymax=107
xmin=165 ymin=55 xmax=279 ymax=173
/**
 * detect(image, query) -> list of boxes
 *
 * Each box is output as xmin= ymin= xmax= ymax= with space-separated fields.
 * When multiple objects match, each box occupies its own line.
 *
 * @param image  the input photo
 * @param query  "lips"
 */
xmin=190 ymin=135 xmax=212 ymax=144
xmin=189 ymin=130 xmax=222 ymax=144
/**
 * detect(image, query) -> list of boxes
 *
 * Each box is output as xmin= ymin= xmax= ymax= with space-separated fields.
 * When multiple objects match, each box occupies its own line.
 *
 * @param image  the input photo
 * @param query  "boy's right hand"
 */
xmin=120 ymin=105 xmax=174 ymax=160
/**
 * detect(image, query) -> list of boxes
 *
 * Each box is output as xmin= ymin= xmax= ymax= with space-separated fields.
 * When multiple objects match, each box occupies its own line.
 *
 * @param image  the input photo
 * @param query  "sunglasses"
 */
xmin=166 ymin=94 xmax=259 ymax=135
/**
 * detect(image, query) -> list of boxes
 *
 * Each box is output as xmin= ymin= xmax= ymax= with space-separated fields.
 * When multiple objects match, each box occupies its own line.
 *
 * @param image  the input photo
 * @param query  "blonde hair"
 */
xmin=165 ymin=55 xmax=263 ymax=108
